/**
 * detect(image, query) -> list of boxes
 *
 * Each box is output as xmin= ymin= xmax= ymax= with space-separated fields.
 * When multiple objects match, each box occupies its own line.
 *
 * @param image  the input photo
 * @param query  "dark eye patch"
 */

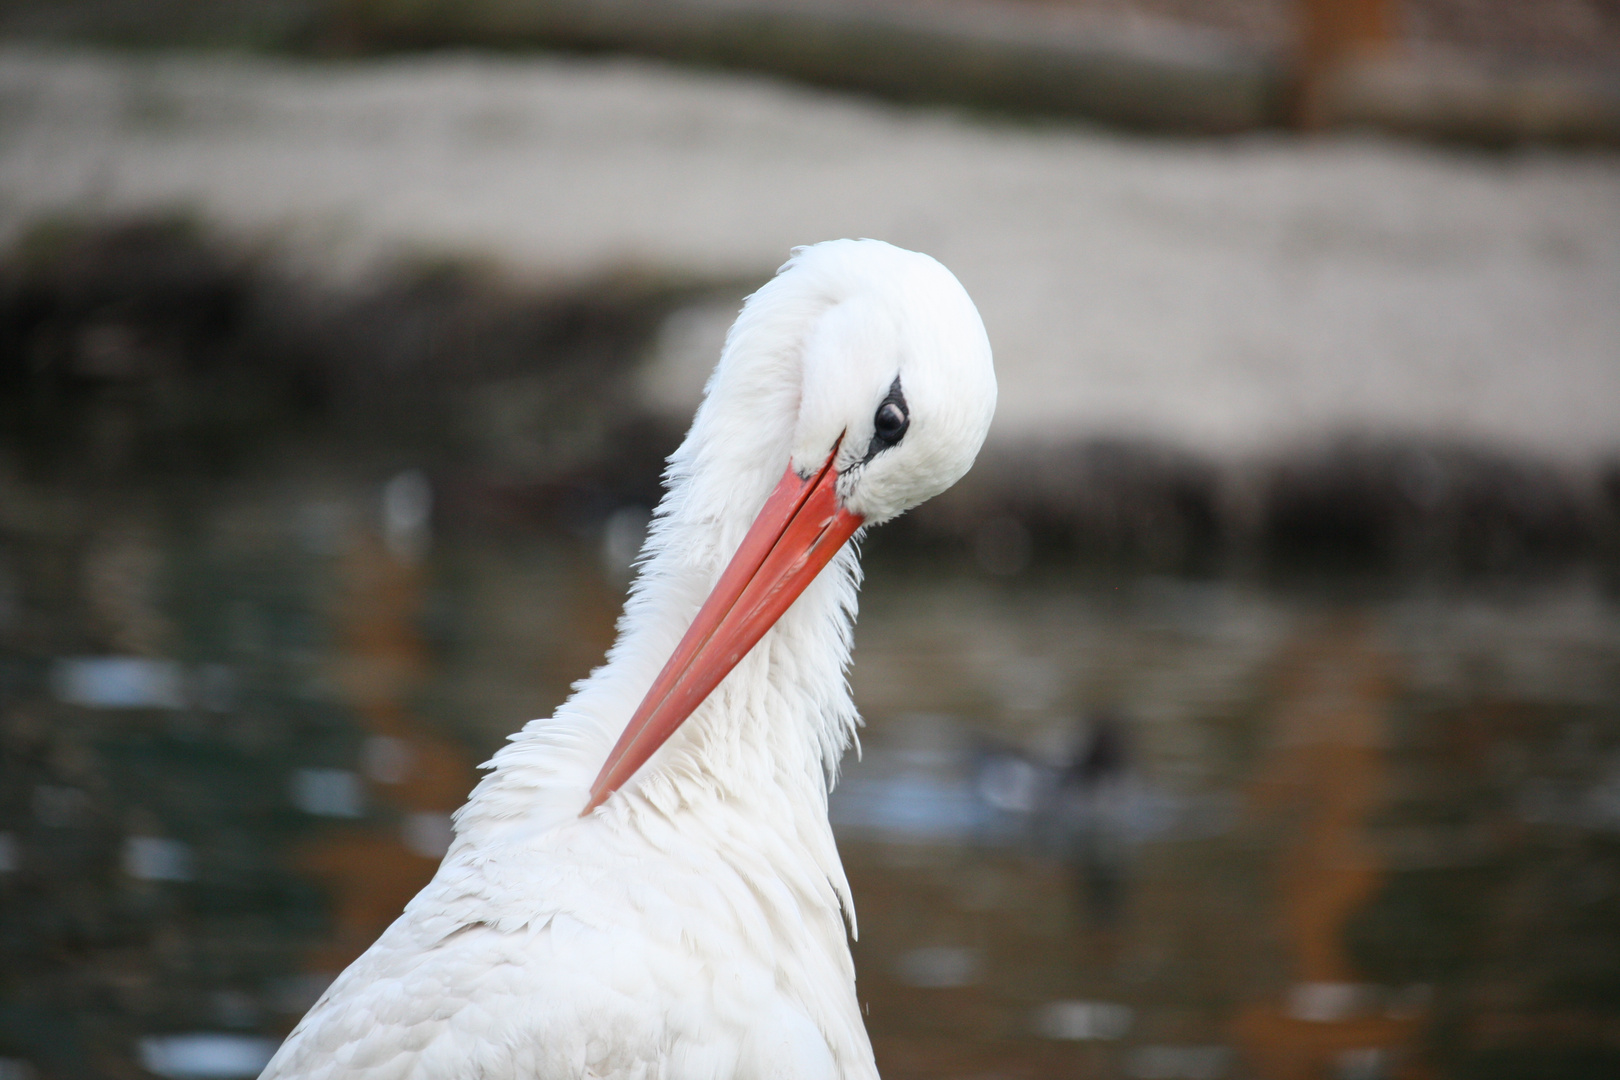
xmin=863 ymin=376 xmax=909 ymax=462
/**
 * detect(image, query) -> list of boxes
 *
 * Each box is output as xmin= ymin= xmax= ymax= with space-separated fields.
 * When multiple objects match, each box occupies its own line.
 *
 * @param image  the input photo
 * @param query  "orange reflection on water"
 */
xmin=294 ymin=533 xmax=473 ymax=974
xmin=1234 ymin=617 xmax=1431 ymax=1080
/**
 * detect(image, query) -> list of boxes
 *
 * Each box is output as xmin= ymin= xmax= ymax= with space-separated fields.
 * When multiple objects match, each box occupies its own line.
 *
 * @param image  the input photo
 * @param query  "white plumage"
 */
xmin=261 ymin=239 xmax=996 ymax=1080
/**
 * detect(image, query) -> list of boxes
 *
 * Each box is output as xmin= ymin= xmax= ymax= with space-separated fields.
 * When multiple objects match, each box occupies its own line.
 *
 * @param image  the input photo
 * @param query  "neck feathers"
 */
xmin=461 ymin=265 xmax=863 ymax=838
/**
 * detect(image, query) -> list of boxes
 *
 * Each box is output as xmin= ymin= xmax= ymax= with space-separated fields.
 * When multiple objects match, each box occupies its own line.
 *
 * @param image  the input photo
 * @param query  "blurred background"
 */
xmin=0 ymin=1 xmax=1618 ymax=1078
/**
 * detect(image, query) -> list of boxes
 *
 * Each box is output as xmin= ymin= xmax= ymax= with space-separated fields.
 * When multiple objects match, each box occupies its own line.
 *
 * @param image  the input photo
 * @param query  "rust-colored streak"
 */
xmin=1233 ymin=617 xmax=1432 ymax=1080
xmin=294 ymin=828 xmax=443 ymax=973
xmin=294 ymin=533 xmax=473 ymax=972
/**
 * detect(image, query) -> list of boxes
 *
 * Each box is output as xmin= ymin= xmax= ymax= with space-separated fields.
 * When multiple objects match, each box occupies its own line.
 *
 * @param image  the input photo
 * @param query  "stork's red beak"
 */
xmin=583 ymin=446 xmax=863 ymax=814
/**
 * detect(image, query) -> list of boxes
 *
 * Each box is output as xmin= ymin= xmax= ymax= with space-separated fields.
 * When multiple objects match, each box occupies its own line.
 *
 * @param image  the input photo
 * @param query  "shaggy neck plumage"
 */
xmin=460 ymin=271 xmax=861 ymax=843
xmin=601 ymin=349 xmax=862 ymax=819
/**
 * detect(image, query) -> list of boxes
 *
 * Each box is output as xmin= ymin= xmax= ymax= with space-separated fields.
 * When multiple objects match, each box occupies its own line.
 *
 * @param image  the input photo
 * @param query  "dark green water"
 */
xmin=2 ymin=460 xmax=1618 ymax=1080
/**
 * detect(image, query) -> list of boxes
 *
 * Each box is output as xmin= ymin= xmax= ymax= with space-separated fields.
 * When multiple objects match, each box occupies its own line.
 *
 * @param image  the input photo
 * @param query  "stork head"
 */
xmin=584 ymin=239 xmax=995 ymax=813
xmin=785 ymin=240 xmax=997 ymax=525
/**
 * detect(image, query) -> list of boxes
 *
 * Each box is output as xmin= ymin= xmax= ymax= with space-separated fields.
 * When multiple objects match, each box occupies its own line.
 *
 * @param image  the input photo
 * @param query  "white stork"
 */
xmin=261 ymin=239 xmax=997 ymax=1080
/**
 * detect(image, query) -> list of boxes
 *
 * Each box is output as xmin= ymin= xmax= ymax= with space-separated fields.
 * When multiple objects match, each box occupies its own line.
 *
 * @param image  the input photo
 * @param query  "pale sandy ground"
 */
xmin=2 ymin=47 xmax=1617 ymax=462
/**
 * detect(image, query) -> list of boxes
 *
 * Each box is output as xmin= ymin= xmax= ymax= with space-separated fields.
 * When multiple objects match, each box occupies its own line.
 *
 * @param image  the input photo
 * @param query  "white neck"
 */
xmin=457 ymin=272 xmax=863 ymax=852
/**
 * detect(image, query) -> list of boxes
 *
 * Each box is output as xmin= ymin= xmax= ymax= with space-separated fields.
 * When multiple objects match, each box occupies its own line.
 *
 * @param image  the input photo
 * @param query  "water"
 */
xmin=838 ymin=568 xmax=1620 ymax=1078
xmin=2 ymin=465 xmax=1618 ymax=1080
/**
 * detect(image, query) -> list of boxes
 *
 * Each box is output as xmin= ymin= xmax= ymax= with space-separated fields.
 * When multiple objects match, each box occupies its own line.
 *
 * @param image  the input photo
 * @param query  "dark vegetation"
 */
xmin=0 ymin=219 xmax=689 ymax=529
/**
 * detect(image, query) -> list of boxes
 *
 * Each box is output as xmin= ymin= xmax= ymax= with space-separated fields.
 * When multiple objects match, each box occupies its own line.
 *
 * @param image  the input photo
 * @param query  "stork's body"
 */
xmin=262 ymin=240 xmax=996 ymax=1080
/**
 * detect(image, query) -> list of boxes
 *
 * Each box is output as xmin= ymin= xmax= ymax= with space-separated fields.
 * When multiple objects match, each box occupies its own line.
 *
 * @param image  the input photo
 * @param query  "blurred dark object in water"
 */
xmin=964 ymin=710 xmax=1221 ymax=929
xmin=1065 ymin=708 xmax=1130 ymax=788
xmin=968 ymin=712 xmax=1143 ymax=925
xmin=1056 ymin=710 xmax=1134 ymax=926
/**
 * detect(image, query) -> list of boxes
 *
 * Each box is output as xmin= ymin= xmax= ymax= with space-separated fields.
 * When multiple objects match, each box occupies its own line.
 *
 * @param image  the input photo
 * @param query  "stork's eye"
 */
xmin=875 ymin=402 xmax=907 ymax=442
xmin=872 ymin=379 xmax=910 ymax=449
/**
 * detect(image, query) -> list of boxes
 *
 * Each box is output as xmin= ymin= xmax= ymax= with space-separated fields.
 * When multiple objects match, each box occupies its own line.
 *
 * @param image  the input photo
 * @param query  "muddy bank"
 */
xmin=4 ymin=220 xmax=1616 ymax=579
